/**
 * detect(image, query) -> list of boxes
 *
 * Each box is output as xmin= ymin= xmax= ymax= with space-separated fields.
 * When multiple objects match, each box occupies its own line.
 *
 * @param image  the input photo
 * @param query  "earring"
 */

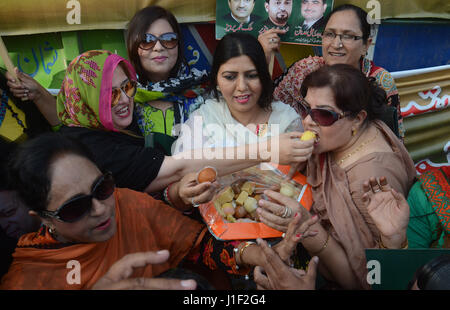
xmin=48 ymin=227 xmax=56 ymax=234
xmin=352 ymin=128 xmax=357 ymax=136
xmin=216 ymin=86 xmax=220 ymax=92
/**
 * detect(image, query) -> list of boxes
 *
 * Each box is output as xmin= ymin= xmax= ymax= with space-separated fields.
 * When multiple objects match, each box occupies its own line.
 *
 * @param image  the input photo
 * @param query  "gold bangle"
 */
xmin=238 ymin=241 xmax=256 ymax=265
xmin=402 ymin=239 xmax=409 ymax=249
xmin=379 ymin=238 xmax=408 ymax=249
xmin=311 ymin=231 xmax=330 ymax=255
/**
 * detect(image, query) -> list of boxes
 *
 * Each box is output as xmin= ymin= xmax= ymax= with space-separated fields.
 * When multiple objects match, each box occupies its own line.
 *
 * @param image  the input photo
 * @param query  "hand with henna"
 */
xmin=362 ymin=176 xmax=410 ymax=249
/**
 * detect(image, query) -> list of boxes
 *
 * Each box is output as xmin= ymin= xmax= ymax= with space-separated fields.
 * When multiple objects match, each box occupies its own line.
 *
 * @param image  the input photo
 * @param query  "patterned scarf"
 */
xmin=418 ymin=167 xmax=450 ymax=235
xmin=134 ymin=63 xmax=209 ymax=136
xmin=56 ymin=50 xmax=137 ymax=132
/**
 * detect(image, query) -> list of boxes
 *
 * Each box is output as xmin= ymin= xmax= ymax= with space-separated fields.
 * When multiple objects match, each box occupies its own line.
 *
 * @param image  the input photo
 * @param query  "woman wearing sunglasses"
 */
xmin=0 ymin=133 xmax=304 ymax=289
xmin=56 ymin=50 xmax=305 ymax=214
xmin=254 ymin=64 xmax=416 ymax=289
xmin=259 ymin=4 xmax=404 ymax=139
xmin=126 ymin=6 xmax=210 ymax=155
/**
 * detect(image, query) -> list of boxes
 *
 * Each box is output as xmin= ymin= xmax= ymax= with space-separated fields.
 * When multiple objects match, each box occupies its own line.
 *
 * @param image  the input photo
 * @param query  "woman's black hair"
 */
xmin=0 ymin=139 xmax=16 ymax=190
xmin=126 ymin=5 xmax=186 ymax=85
xmin=300 ymin=64 xmax=388 ymax=124
xmin=210 ymin=32 xmax=273 ymax=110
xmin=0 ymin=70 xmax=51 ymax=138
xmin=7 ymin=133 xmax=98 ymax=213
xmin=415 ymin=254 xmax=450 ymax=290
xmin=324 ymin=4 xmax=372 ymax=44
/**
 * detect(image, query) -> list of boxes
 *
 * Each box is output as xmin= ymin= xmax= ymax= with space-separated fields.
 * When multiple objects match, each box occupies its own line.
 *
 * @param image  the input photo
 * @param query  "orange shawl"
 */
xmin=0 ymin=188 xmax=207 ymax=289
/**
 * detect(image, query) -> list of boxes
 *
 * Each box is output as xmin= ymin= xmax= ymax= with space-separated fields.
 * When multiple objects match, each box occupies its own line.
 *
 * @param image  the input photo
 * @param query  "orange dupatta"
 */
xmin=0 ymin=188 xmax=207 ymax=289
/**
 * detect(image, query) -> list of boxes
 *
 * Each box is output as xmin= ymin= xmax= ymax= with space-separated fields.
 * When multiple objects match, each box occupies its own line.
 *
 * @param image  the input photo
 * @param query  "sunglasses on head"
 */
xmin=40 ymin=172 xmax=115 ymax=223
xmin=139 ymin=32 xmax=179 ymax=50
xmin=111 ymin=80 xmax=137 ymax=107
xmin=297 ymin=99 xmax=350 ymax=126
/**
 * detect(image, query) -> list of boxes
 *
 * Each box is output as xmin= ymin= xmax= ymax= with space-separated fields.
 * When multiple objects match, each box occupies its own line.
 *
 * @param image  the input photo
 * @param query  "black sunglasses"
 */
xmin=297 ymin=99 xmax=350 ymax=126
xmin=40 ymin=172 xmax=115 ymax=223
xmin=139 ymin=32 xmax=179 ymax=50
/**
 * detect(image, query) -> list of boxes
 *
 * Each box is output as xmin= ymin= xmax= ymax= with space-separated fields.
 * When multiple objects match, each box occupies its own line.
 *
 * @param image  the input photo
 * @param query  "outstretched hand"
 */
xmin=254 ymin=238 xmax=318 ymax=290
xmin=178 ymin=172 xmax=219 ymax=206
xmin=257 ymin=189 xmax=311 ymax=233
xmin=92 ymin=250 xmax=197 ymax=290
xmin=362 ymin=177 xmax=410 ymax=248
xmin=275 ymin=132 xmax=314 ymax=167
xmin=272 ymin=209 xmax=320 ymax=264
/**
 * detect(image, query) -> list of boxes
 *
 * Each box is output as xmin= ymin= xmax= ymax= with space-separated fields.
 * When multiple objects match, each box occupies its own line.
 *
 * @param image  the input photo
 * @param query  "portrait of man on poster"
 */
xmin=224 ymin=0 xmax=260 ymax=24
xmin=262 ymin=0 xmax=293 ymax=30
xmin=300 ymin=0 xmax=327 ymax=32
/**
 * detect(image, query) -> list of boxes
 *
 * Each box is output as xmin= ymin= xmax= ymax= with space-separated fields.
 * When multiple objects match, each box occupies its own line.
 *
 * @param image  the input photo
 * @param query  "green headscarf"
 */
xmin=56 ymin=50 xmax=137 ymax=132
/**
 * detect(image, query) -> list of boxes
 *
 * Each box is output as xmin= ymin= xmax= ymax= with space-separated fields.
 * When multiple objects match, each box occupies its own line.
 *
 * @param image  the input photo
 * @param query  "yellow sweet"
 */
xmin=235 ymin=191 xmax=249 ymax=206
xmin=300 ymin=130 xmax=316 ymax=141
xmin=244 ymin=197 xmax=258 ymax=213
xmin=216 ymin=186 xmax=235 ymax=205
xmin=222 ymin=203 xmax=235 ymax=216
xmin=226 ymin=214 xmax=237 ymax=223
xmin=241 ymin=181 xmax=255 ymax=195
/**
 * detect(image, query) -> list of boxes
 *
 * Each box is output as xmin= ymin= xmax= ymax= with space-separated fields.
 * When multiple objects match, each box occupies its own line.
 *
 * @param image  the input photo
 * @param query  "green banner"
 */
xmin=216 ymin=0 xmax=334 ymax=46
xmin=365 ymin=249 xmax=450 ymax=290
xmin=1 ymin=34 xmax=66 ymax=89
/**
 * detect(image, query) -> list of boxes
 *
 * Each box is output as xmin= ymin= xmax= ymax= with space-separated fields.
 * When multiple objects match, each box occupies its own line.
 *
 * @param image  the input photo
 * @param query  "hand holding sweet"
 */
xmin=275 ymin=132 xmax=314 ymax=167
xmin=177 ymin=172 xmax=219 ymax=207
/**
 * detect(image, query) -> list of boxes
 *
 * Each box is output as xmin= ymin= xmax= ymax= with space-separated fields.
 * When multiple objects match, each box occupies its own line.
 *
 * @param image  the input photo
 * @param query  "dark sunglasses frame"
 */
xmin=40 ymin=172 xmax=115 ymax=223
xmin=298 ymin=99 xmax=351 ymax=126
xmin=139 ymin=32 xmax=179 ymax=50
xmin=111 ymin=80 xmax=137 ymax=107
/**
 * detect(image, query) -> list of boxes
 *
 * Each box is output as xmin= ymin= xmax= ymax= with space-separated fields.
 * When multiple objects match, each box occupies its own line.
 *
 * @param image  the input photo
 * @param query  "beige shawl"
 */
xmin=307 ymin=120 xmax=416 ymax=289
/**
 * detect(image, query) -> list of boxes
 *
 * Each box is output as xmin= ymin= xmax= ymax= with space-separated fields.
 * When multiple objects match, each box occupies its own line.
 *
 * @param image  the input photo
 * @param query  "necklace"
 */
xmin=0 ymin=91 xmax=26 ymax=131
xmin=256 ymin=123 xmax=268 ymax=137
xmin=336 ymin=129 xmax=379 ymax=165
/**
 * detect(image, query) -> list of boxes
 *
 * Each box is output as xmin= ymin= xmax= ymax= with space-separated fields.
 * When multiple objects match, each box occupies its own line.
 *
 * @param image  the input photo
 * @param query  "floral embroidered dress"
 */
xmin=407 ymin=167 xmax=450 ymax=248
xmin=0 ymin=188 xmax=249 ymax=289
xmin=273 ymin=56 xmax=404 ymax=138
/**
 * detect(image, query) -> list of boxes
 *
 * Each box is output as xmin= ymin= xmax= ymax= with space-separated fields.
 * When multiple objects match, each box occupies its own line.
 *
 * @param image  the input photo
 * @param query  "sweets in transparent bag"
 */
xmin=198 ymin=163 xmax=313 ymax=240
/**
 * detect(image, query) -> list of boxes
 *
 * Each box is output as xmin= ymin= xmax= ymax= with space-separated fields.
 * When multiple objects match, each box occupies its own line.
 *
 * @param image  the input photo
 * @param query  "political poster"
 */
xmin=216 ymin=0 xmax=334 ymax=46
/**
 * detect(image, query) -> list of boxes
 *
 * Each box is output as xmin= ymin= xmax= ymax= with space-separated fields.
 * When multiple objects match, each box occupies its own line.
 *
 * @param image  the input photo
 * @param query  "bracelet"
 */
xmin=163 ymin=183 xmax=174 ymax=207
xmin=310 ymin=231 xmax=330 ymax=256
xmin=233 ymin=241 xmax=256 ymax=268
xmin=379 ymin=238 xmax=408 ymax=249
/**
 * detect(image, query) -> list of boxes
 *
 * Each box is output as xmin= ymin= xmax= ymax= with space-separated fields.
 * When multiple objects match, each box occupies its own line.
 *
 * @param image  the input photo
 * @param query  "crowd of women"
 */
xmin=0 ymin=4 xmax=448 ymax=290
